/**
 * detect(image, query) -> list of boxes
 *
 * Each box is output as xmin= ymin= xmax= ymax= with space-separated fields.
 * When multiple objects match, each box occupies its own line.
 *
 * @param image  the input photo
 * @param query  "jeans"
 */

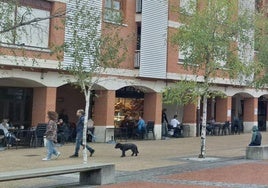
xmin=162 ymin=122 xmax=168 ymax=137
xmin=74 ymin=132 xmax=94 ymax=155
xmin=6 ymin=132 xmax=17 ymax=145
xmin=46 ymin=139 xmax=58 ymax=159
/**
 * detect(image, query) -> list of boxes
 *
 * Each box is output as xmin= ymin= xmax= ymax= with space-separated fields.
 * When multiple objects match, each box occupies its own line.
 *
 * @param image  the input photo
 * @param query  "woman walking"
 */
xmin=42 ymin=111 xmax=61 ymax=161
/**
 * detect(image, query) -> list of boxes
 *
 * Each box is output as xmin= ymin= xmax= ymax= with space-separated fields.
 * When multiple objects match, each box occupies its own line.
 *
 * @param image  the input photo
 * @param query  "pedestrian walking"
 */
xmin=70 ymin=109 xmax=95 ymax=158
xmin=42 ymin=111 xmax=61 ymax=161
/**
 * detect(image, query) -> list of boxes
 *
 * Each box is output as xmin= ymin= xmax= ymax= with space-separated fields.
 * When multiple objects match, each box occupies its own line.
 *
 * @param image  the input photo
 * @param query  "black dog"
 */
xmin=115 ymin=143 xmax=139 ymax=157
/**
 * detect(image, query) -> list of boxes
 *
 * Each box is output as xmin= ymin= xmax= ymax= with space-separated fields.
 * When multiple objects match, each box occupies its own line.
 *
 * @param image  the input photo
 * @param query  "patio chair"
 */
xmin=114 ymin=127 xmax=127 ymax=142
xmin=146 ymin=121 xmax=155 ymax=140
xmin=0 ymin=129 xmax=6 ymax=147
xmin=16 ymin=129 xmax=35 ymax=148
xmin=33 ymin=123 xmax=47 ymax=147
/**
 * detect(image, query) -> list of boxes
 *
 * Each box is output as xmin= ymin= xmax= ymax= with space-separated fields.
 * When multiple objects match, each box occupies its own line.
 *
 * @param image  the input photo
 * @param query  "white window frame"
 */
xmin=0 ymin=2 xmax=50 ymax=49
xmin=0 ymin=2 xmax=15 ymax=44
xmin=16 ymin=7 xmax=50 ymax=48
xmin=104 ymin=0 xmax=122 ymax=23
xmin=178 ymin=46 xmax=192 ymax=64
xmin=215 ymin=47 xmax=227 ymax=67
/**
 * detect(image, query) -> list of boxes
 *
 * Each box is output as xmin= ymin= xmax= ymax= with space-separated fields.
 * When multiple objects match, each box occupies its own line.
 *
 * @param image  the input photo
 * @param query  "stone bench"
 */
xmin=246 ymin=145 xmax=268 ymax=160
xmin=0 ymin=163 xmax=115 ymax=185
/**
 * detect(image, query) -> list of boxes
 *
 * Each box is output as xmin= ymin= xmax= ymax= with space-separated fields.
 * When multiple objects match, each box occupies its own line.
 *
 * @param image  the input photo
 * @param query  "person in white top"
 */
xmin=0 ymin=119 xmax=20 ymax=146
xmin=170 ymin=115 xmax=180 ymax=128
xmin=170 ymin=115 xmax=182 ymax=137
xmin=0 ymin=119 xmax=9 ymax=136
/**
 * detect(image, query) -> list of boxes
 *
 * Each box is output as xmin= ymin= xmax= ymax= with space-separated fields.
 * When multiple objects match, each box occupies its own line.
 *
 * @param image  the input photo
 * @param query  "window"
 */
xmin=180 ymin=0 xmax=197 ymax=15
xmin=178 ymin=46 xmax=192 ymax=64
xmin=16 ymin=7 xmax=50 ymax=48
xmin=255 ymin=0 xmax=262 ymax=13
xmin=0 ymin=1 xmax=50 ymax=48
xmin=104 ymin=0 xmax=123 ymax=23
xmin=214 ymin=47 xmax=227 ymax=67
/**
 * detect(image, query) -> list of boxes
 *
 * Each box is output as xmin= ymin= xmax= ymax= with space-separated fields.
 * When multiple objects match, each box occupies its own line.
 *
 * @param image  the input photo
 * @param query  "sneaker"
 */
xmin=90 ymin=149 xmax=95 ymax=157
xmin=55 ymin=152 xmax=61 ymax=159
xmin=69 ymin=154 xmax=78 ymax=158
xmin=42 ymin=157 xmax=50 ymax=161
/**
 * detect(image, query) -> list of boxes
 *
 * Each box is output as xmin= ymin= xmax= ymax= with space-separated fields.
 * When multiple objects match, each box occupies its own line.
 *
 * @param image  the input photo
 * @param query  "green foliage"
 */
xmin=163 ymin=79 xmax=226 ymax=106
xmin=163 ymin=80 xmax=200 ymax=105
xmin=166 ymin=0 xmax=256 ymax=106
xmin=172 ymin=0 xmax=255 ymax=81
xmin=253 ymin=12 xmax=268 ymax=87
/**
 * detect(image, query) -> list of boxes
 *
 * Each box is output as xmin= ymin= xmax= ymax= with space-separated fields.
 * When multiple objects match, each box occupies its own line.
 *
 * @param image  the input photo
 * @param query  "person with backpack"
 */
xmin=249 ymin=125 xmax=262 ymax=146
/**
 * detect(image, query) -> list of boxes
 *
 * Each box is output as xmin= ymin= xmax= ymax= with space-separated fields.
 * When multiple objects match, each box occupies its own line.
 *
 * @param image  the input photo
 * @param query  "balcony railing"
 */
xmin=136 ymin=0 xmax=142 ymax=13
xmin=134 ymin=50 xmax=140 ymax=68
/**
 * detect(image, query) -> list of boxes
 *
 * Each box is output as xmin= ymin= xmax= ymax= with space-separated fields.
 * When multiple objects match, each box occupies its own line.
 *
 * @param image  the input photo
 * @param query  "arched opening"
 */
xmin=114 ymin=86 xmax=145 ymax=126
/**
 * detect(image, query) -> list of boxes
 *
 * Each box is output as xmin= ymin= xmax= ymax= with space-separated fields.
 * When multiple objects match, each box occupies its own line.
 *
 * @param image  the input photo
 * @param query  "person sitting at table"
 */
xmin=0 ymin=119 xmax=20 ymax=147
xmin=136 ymin=116 xmax=146 ymax=139
xmin=57 ymin=118 xmax=69 ymax=145
xmin=170 ymin=115 xmax=181 ymax=137
xmin=120 ymin=115 xmax=129 ymax=128
xmin=206 ymin=117 xmax=215 ymax=135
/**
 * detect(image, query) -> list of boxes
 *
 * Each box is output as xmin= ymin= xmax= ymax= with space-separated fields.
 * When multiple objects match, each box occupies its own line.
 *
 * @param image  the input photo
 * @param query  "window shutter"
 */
xmin=139 ymin=0 xmax=168 ymax=79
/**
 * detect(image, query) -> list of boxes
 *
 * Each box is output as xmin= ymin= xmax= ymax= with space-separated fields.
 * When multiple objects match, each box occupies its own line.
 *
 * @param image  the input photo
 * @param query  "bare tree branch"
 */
xmin=0 ymin=10 xmax=66 ymax=34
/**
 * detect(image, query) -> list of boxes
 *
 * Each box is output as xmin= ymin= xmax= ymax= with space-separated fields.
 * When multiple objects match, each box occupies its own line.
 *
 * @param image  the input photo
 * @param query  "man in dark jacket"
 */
xmin=70 ymin=109 xmax=95 ymax=158
xmin=249 ymin=125 xmax=262 ymax=146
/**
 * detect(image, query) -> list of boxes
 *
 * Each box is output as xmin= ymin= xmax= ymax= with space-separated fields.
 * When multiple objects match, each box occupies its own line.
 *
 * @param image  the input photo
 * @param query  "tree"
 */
xmin=60 ymin=0 xmax=127 ymax=163
xmin=165 ymin=0 xmax=262 ymax=158
xmin=252 ymin=2 xmax=268 ymax=87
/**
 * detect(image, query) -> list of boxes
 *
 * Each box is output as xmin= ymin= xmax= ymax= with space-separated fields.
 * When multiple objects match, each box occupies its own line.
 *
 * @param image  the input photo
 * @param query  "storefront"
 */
xmin=0 ymin=87 xmax=33 ymax=128
xmin=114 ymin=86 xmax=144 ymax=127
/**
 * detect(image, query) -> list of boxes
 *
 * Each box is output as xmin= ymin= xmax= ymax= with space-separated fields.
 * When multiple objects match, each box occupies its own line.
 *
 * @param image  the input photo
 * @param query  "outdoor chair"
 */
xmin=114 ymin=127 xmax=127 ymax=142
xmin=16 ymin=129 xmax=35 ymax=148
xmin=33 ymin=123 xmax=47 ymax=147
xmin=173 ymin=123 xmax=183 ymax=138
xmin=146 ymin=121 xmax=155 ymax=140
xmin=0 ymin=129 xmax=6 ymax=148
xmin=221 ymin=121 xmax=231 ymax=135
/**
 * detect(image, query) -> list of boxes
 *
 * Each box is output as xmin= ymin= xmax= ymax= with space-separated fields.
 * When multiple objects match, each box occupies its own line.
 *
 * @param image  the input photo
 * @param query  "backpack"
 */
xmin=254 ymin=131 xmax=262 ymax=145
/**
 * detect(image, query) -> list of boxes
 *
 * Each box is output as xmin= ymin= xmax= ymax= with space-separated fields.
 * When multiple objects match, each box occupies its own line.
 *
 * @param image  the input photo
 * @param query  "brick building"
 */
xmin=0 ymin=0 xmax=268 ymax=142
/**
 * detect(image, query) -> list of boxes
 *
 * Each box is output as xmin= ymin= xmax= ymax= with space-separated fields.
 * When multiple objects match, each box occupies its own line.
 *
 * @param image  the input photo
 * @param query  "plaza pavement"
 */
xmin=1 ymin=132 xmax=268 ymax=188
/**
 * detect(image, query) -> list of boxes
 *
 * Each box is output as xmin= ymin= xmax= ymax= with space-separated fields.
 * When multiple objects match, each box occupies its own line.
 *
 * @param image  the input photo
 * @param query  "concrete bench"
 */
xmin=0 ymin=163 xmax=115 ymax=185
xmin=246 ymin=145 xmax=268 ymax=160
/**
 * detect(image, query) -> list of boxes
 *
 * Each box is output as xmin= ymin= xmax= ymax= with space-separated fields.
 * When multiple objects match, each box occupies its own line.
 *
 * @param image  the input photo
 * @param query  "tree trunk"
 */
xmin=199 ymin=96 xmax=207 ymax=158
xmin=196 ymin=96 xmax=201 ymax=137
xmin=82 ymin=90 xmax=91 ymax=164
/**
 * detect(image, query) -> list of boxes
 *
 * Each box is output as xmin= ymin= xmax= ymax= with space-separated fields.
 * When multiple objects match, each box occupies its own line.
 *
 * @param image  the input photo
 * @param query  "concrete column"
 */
xmin=143 ymin=92 xmax=162 ymax=139
xmin=93 ymin=90 xmax=115 ymax=142
xmin=215 ymin=96 xmax=232 ymax=122
xmin=244 ymin=97 xmax=258 ymax=132
xmin=183 ymin=103 xmax=197 ymax=137
xmin=32 ymin=87 xmax=57 ymax=126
